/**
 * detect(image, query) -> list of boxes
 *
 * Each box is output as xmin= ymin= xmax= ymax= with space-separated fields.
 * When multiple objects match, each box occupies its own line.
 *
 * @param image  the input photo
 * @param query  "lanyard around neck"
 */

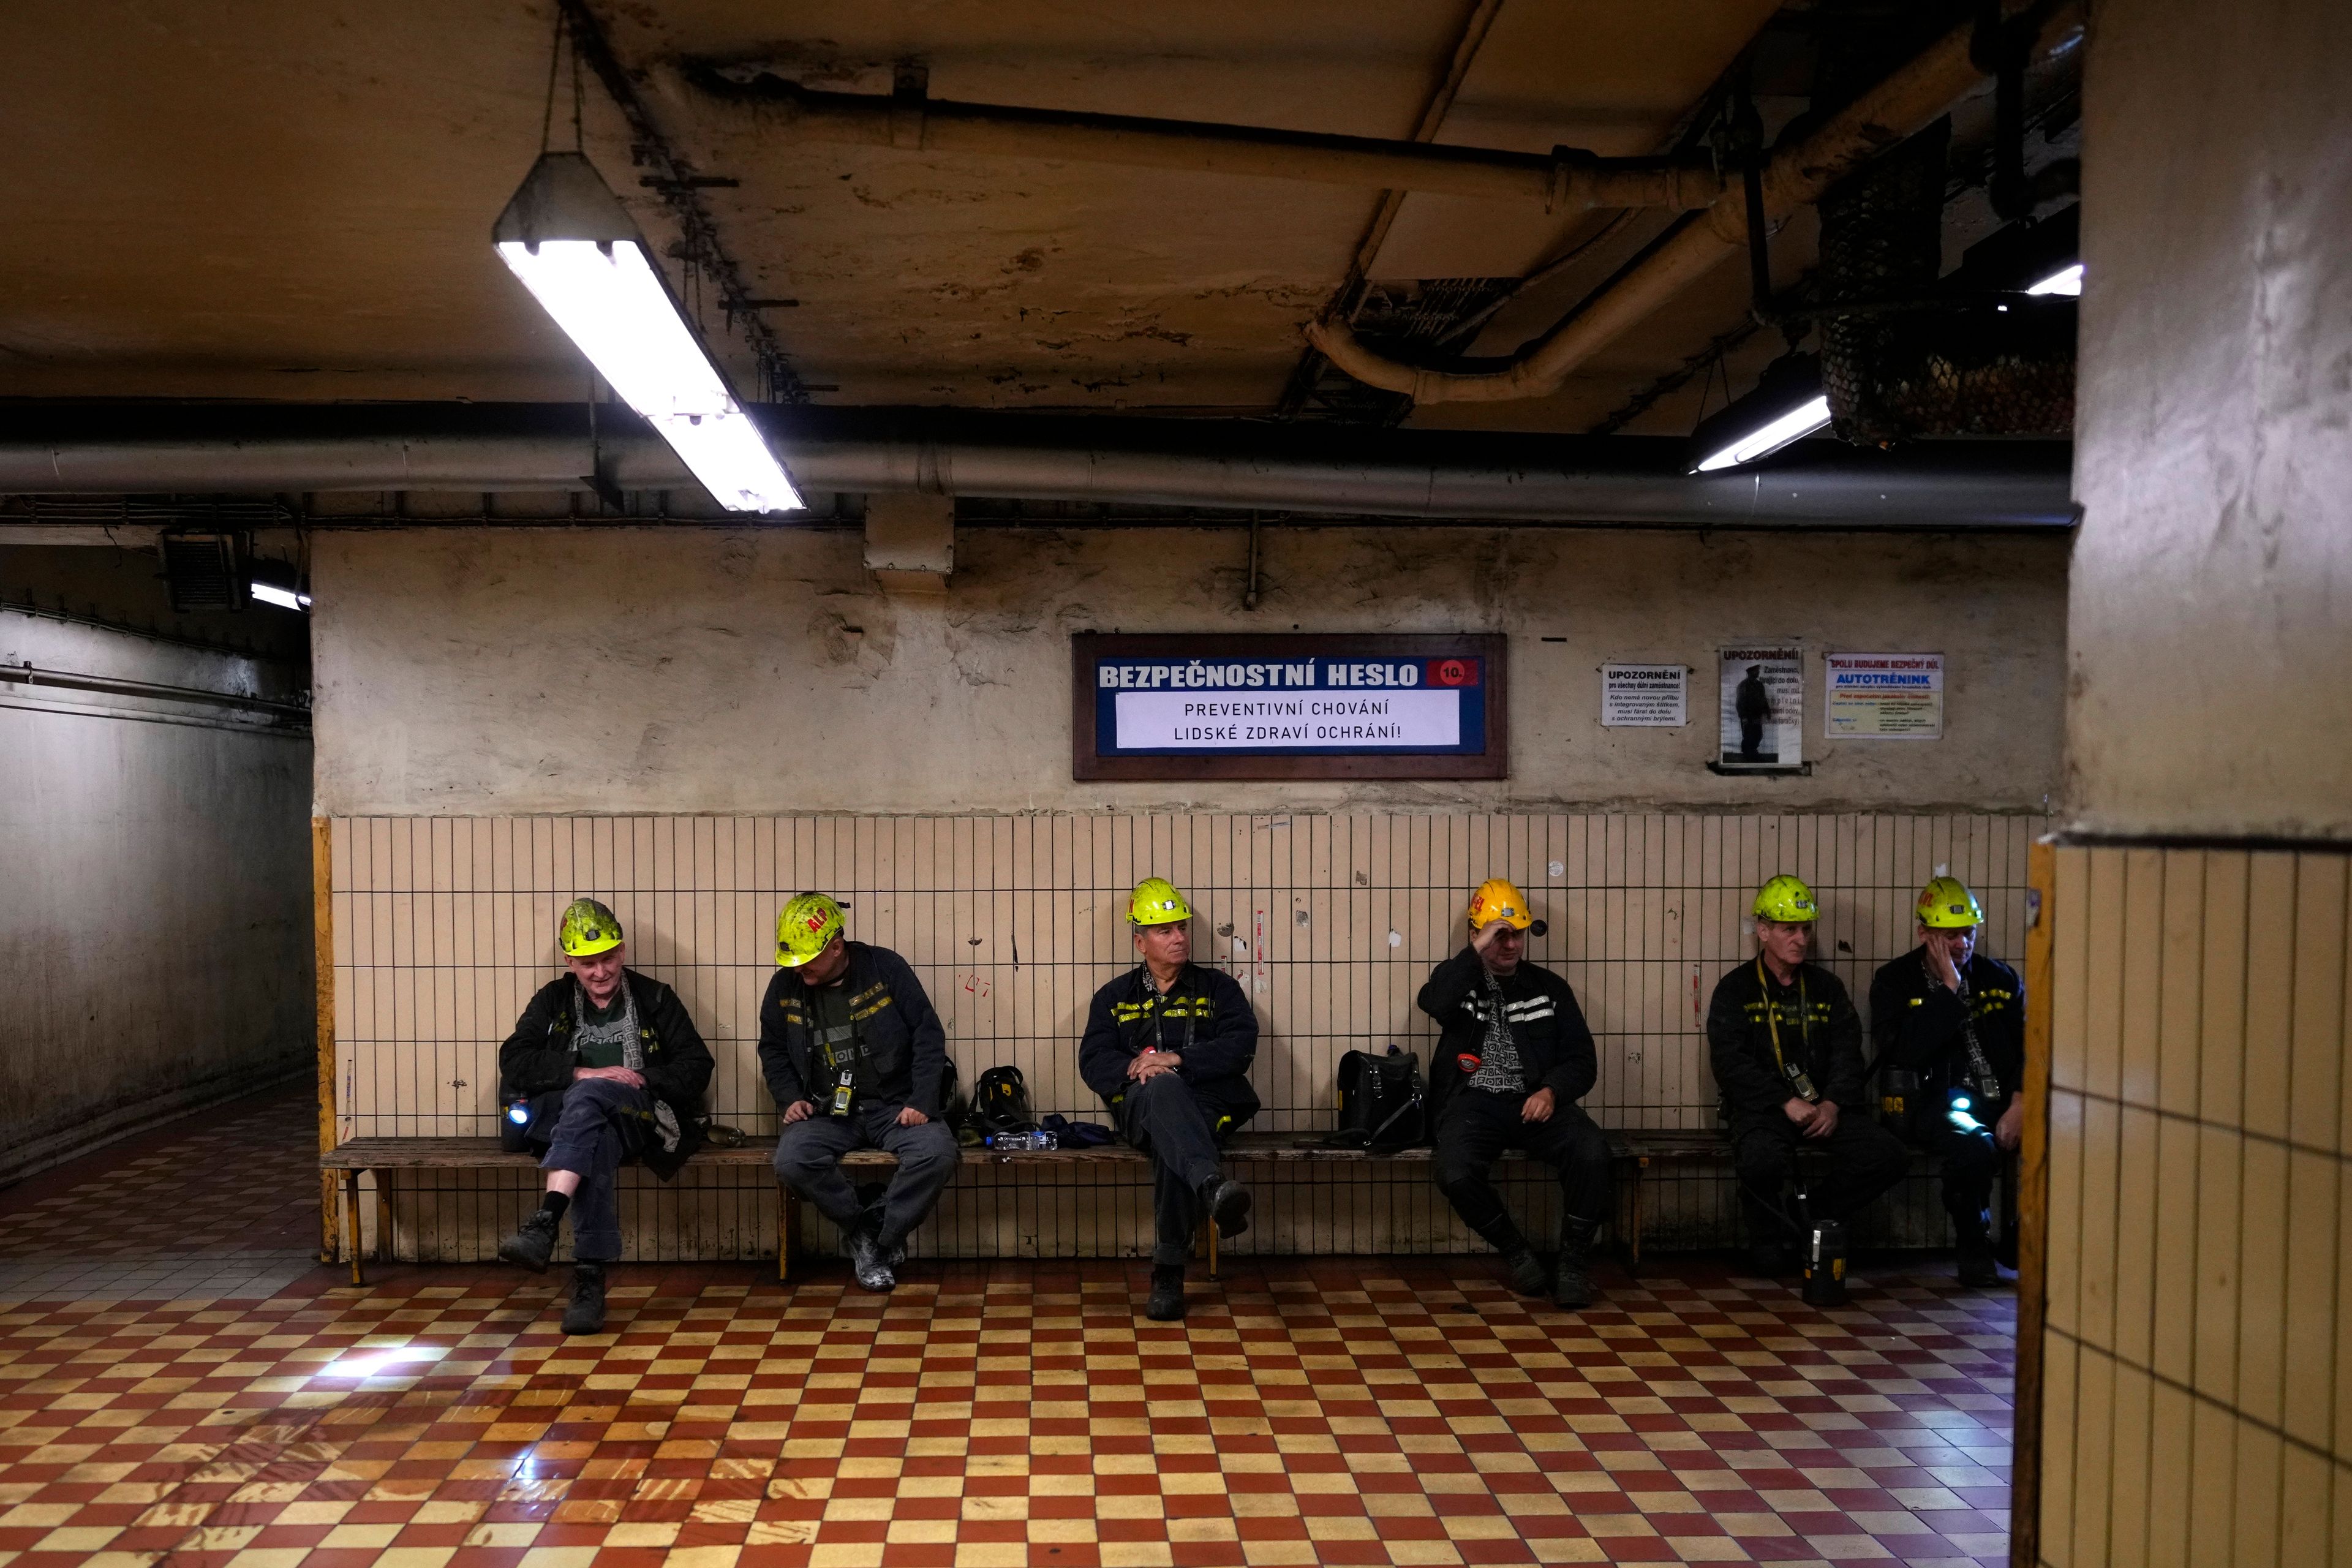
xmin=1143 ymin=968 xmax=1199 ymax=1055
xmin=1757 ymin=956 xmax=1809 ymax=1073
xmin=1927 ymin=952 xmax=2000 ymax=1091
xmin=811 ymin=972 xmax=868 ymax=1074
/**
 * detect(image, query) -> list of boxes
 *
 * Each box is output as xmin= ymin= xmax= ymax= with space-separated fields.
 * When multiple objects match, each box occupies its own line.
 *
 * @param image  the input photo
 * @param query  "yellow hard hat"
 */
xmin=775 ymin=891 xmax=845 ymax=967
xmin=1752 ymin=874 xmax=1819 ymax=924
xmin=1916 ymin=875 xmax=1984 ymax=929
xmin=559 ymin=897 xmax=624 ymax=957
xmin=1129 ymin=877 xmax=1193 ymax=927
xmin=1466 ymin=878 xmax=1534 ymax=931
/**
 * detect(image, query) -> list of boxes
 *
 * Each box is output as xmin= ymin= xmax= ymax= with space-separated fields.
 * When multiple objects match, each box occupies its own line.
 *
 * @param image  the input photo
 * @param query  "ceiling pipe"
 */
xmin=665 ymin=63 xmax=1727 ymax=212
xmin=1306 ymin=0 xmax=2086 ymax=404
xmin=0 ymin=404 xmax=2073 ymax=528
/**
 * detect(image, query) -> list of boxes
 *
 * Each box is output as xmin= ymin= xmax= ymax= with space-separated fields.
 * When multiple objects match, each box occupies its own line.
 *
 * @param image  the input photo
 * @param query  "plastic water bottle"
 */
xmin=987 ymin=1130 xmax=1058 ymax=1152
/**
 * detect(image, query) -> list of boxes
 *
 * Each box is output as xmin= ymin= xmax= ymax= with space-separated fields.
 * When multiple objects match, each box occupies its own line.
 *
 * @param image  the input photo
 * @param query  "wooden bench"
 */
xmin=320 ymin=1128 xmax=1741 ymax=1285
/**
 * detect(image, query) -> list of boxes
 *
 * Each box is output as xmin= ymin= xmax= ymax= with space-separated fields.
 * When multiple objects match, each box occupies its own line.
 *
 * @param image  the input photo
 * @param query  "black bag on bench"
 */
xmin=1325 ymin=1045 xmax=1428 ymax=1153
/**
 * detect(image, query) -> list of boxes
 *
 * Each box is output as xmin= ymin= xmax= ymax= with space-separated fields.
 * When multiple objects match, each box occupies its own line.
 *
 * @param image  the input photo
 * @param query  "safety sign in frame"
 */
xmin=1072 ymin=632 xmax=1509 ymax=782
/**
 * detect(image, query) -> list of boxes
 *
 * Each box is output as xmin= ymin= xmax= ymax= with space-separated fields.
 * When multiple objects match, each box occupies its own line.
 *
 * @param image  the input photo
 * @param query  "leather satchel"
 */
xmin=1325 ymin=1045 xmax=1428 ymax=1153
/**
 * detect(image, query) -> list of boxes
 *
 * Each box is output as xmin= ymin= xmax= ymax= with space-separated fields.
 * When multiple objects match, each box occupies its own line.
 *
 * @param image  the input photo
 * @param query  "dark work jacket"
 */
xmin=1079 ymin=963 xmax=1260 ymax=1123
xmin=497 ymin=969 xmax=712 ymax=1178
xmin=1868 ymin=947 xmax=2026 ymax=1104
xmin=1416 ymin=947 xmax=1597 ymax=1119
xmin=1708 ymin=958 xmax=1868 ymax=1117
xmin=758 ymin=942 xmax=948 ymax=1116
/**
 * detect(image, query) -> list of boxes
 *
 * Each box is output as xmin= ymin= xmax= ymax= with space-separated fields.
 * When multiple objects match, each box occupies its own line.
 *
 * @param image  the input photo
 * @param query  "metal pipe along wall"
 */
xmin=0 ymin=404 xmax=2074 ymax=528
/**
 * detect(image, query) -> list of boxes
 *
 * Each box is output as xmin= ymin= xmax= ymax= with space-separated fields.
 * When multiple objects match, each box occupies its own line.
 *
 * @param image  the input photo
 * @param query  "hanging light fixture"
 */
xmin=1686 ymin=352 xmax=1831 ymax=474
xmin=492 ymin=151 xmax=803 ymax=513
xmin=2024 ymin=262 xmax=2082 ymax=297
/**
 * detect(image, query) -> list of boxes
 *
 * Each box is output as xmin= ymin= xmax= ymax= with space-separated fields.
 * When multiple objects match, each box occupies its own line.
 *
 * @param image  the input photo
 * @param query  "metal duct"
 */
xmin=1308 ymin=0 xmax=2087 ymax=404
xmin=667 ymin=66 xmax=1726 ymax=212
xmin=0 ymin=403 xmax=2073 ymax=528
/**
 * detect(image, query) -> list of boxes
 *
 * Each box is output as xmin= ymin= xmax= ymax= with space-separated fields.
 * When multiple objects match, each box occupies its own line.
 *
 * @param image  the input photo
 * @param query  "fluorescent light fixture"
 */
xmin=251 ymin=582 xmax=311 ymax=612
xmin=1693 ymin=395 xmax=1832 ymax=473
xmin=1686 ymin=353 xmax=1833 ymax=474
xmin=493 ymin=153 xmax=802 ymax=514
xmin=2025 ymin=262 xmax=2083 ymax=297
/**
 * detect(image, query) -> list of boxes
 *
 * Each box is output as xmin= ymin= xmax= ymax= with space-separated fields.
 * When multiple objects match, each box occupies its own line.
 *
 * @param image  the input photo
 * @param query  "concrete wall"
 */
xmin=2035 ymin=1 xmax=2352 ymax=1564
xmin=0 ymin=548 xmax=314 ymax=1183
xmin=309 ymin=519 xmax=2067 ymax=1259
xmin=311 ymin=524 xmax=2069 ymax=817
xmin=2066 ymin=0 xmax=2352 ymax=841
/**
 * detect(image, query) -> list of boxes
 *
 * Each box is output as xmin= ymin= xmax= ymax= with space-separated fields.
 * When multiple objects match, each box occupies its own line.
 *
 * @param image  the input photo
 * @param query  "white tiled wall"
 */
xmin=2037 ymin=846 xmax=2352 ymax=1567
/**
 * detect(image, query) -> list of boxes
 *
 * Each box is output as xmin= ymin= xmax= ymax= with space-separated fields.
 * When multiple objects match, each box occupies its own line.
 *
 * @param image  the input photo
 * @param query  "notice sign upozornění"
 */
xmin=1600 ymin=663 xmax=1688 ymax=727
xmin=1071 ymin=633 xmax=1507 ymax=782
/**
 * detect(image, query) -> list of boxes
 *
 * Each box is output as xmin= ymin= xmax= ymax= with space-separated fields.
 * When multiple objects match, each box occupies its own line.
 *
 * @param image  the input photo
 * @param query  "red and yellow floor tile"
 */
xmin=0 ymin=1095 xmax=2013 ymax=1567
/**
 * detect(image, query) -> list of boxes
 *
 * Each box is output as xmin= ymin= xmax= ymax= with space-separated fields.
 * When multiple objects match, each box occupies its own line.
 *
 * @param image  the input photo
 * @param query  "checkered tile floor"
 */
xmin=0 ymin=1088 xmax=320 ymax=1305
xmin=0 ymin=1094 xmax=2016 ymax=1567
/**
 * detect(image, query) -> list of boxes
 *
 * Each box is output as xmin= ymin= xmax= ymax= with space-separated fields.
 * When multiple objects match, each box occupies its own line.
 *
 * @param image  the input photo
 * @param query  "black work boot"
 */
xmin=1954 ymin=1213 xmax=2000 ymax=1287
xmin=1145 ymin=1264 xmax=1188 ymax=1321
xmin=562 ymin=1264 xmax=608 ymax=1335
xmin=848 ymin=1227 xmax=897 ymax=1293
xmin=1501 ymin=1246 xmax=1548 ymax=1296
xmin=497 ymin=1207 xmax=560 ymax=1273
xmin=1553 ymin=1216 xmax=1599 ymax=1310
xmin=860 ymin=1200 xmax=908 ymax=1267
xmin=1200 ymin=1177 xmax=1253 ymax=1240
xmin=1745 ymin=1236 xmax=1791 ymax=1278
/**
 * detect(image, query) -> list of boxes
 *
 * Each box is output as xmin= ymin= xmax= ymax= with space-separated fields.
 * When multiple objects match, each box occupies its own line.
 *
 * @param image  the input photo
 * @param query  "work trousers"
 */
xmin=1728 ymin=1109 xmax=1908 ymax=1238
xmin=1115 ymin=1072 xmax=1237 ymax=1267
xmin=774 ymin=1102 xmax=959 ymax=1250
xmin=536 ymin=1077 xmax=652 ymax=1262
xmin=1924 ymin=1119 xmax=2009 ymax=1240
xmin=1433 ymin=1088 xmax=1612 ymax=1253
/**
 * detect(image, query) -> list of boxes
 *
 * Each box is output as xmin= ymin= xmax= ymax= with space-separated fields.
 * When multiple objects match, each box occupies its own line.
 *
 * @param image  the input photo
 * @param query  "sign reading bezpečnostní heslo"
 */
xmin=1072 ymin=633 xmax=1506 ymax=782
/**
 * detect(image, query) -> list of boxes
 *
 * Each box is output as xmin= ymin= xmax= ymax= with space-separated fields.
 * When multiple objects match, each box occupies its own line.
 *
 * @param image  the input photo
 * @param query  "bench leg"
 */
xmin=777 ymin=1189 xmax=795 ymax=1283
xmin=344 ymin=1171 xmax=366 ymax=1287
xmin=1208 ymin=1223 xmax=1218 ymax=1281
xmin=1630 ymin=1157 xmax=1648 ymax=1275
xmin=318 ymin=1172 xmax=340 ymax=1264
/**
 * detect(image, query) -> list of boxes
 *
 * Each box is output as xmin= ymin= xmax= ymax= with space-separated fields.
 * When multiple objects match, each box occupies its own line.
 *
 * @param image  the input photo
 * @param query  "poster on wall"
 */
xmin=1072 ymin=632 xmax=1507 ymax=781
xmin=1825 ymin=652 xmax=1945 ymax=739
xmin=1600 ymin=663 xmax=1688 ymax=726
xmin=1717 ymin=646 xmax=1803 ymax=768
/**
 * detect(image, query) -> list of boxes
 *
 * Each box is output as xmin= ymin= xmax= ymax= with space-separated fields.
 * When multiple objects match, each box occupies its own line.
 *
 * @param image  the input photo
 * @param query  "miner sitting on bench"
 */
xmin=1708 ymin=875 xmax=1907 ymax=1277
xmin=1079 ymin=878 xmax=1256 ymax=1322
xmin=761 ymin=891 xmax=959 ymax=1294
xmin=1419 ymin=878 xmax=1611 ymax=1308
xmin=497 ymin=899 xmax=713 ymax=1335
xmin=1869 ymin=875 xmax=2025 ymax=1287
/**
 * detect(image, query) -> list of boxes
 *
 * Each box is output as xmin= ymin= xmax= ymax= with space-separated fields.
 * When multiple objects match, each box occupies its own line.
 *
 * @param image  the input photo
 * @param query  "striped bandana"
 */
xmin=1466 ymin=970 xmax=1528 ymax=1094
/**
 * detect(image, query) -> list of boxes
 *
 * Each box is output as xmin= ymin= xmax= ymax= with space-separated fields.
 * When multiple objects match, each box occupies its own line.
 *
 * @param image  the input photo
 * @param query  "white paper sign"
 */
xmin=1110 ymin=689 xmax=1462 ymax=750
xmin=1600 ymin=663 xmax=1688 ymax=727
xmin=1718 ymin=646 xmax=1803 ymax=767
xmin=1826 ymin=652 xmax=1944 ymax=739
